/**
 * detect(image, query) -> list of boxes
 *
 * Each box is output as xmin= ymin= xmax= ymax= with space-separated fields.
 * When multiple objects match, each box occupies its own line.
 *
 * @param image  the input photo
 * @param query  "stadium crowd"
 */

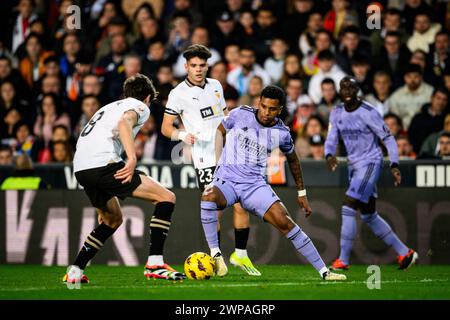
xmin=0 ymin=0 xmax=450 ymax=168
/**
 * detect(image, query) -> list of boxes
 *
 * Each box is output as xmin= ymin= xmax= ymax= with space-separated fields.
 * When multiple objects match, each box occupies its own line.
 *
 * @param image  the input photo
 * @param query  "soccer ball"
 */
xmin=184 ymin=252 xmax=215 ymax=280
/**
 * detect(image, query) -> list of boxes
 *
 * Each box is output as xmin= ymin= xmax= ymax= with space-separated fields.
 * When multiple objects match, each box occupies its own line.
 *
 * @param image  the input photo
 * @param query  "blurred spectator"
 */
xmin=389 ymin=63 xmax=434 ymax=128
xmin=104 ymin=52 xmax=141 ymax=101
xmin=74 ymin=95 xmax=101 ymax=138
xmin=403 ymin=0 xmax=432 ymax=34
xmin=34 ymin=93 xmax=71 ymax=147
xmin=81 ymin=74 xmax=104 ymax=102
xmin=426 ymin=31 xmax=450 ymax=86
xmin=209 ymin=60 xmax=239 ymax=105
xmin=59 ymin=33 xmax=80 ymax=78
xmin=0 ymin=56 xmax=29 ymax=99
xmin=350 ymin=56 xmax=372 ymax=95
xmin=135 ymin=114 xmax=158 ymax=163
xmin=50 ymin=140 xmax=73 ymax=163
xmin=298 ymin=11 xmax=323 ymax=57
xmin=408 ymin=88 xmax=449 ymax=154
xmin=384 ymin=112 xmax=405 ymax=139
xmin=302 ymin=29 xmax=334 ymax=76
xmin=374 ymin=31 xmax=411 ymax=89
xmin=335 ymin=26 xmax=371 ymax=74
xmin=1 ymin=107 xmax=23 ymax=140
xmin=166 ymin=12 xmax=192 ymax=58
xmin=252 ymin=5 xmax=280 ymax=62
xmin=295 ymin=115 xmax=326 ymax=158
xmin=369 ymin=8 xmax=409 ymax=57
xmin=264 ymin=37 xmax=288 ymax=84
xmin=420 ymin=114 xmax=450 ymax=158
xmin=227 ymin=46 xmax=270 ymax=96
xmin=238 ymin=9 xmax=257 ymax=48
xmin=142 ymin=40 xmax=168 ymax=80
xmin=365 ymin=71 xmax=392 ymax=116
xmin=19 ymin=33 xmax=54 ymax=89
xmin=407 ymin=13 xmax=441 ymax=54
xmin=129 ymin=3 xmax=157 ymax=37
xmin=0 ymin=154 xmax=48 ymax=190
xmin=397 ymin=134 xmax=416 ymax=159
xmin=238 ymin=75 xmax=263 ymax=107
xmin=323 ymin=0 xmax=359 ymax=39
xmin=410 ymin=49 xmax=427 ymax=72
xmin=224 ymin=43 xmax=240 ymax=72
xmin=284 ymin=0 xmax=315 ymax=48
xmin=166 ymin=0 xmax=203 ymax=31
xmin=308 ymin=49 xmax=346 ymax=104
xmin=172 ymin=26 xmax=221 ymax=78
xmin=132 ymin=17 xmax=162 ymax=57
xmin=437 ymin=131 xmax=450 ymax=159
xmin=285 ymin=76 xmax=313 ymax=119
xmin=0 ymin=80 xmax=29 ymax=120
xmin=210 ymin=10 xmax=243 ymax=56
xmin=308 ymin=134 xmax=325 ymax=160
xmin=66 ymin=52 xmax=93 ymax=102
xmin=8 ymin=0 xmax=38 ymax=55
xmin=122 ymin=1 xmax=163 ymax=23
xmin=0 ymin=145 xmax=13 ymax=165
xmin=11 ymin=121 xmax=38 ymax=160
xmin=317 ymin=78 xmax=340 ymax=123
xmin=278 ymin=53 xmax=305 ymax=89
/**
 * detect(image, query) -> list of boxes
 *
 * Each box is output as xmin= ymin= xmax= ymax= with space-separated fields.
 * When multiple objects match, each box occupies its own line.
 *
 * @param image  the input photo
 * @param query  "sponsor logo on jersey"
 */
xmin=200 ymin=106 xmax=214 ymax=118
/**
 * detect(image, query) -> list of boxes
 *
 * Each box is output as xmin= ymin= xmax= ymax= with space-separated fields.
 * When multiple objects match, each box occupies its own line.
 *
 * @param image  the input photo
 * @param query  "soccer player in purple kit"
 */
xmin=325 ymin=77 xmax=418 ymax=270
xmin=200 ymin=85 xmax=346 ymax=281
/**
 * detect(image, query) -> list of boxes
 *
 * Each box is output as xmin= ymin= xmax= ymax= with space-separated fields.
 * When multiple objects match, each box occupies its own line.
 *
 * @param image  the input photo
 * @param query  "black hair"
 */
xmin=321 ymin=77 xmax=336 ymax=87
xmin=260 ymin=85 xmax=286 ymax=106
xmin=432 ymin=87 xmax=449 ymax=97
xmin=182 ymin=44 xmax=212 ymax=61
xmin=385 ymin=31 xmax=401 ymax=39
xmin=41 ymin=93 xmax=63 ymax=117
xmin=340 ymin=25 xmax=360 ymax=37
xmin=440 ymin=131 xmax=450 ymax=139
xmin=317 ymin=49 xmax=335 ymax=61
xmin=12 ymin=121 xmax=30 ymax=138
xmin=123 ymin=73 xmax=158 ymax=101
xmin=0 ymin=144 xmax=13 ymax=153
xmin=52 ymin=124 xmax=69 ymax=135
xmin=405 ymin=63 xmax=423 ymax=75
xmin=384 ymin=8 xmax=402 ymax=17
xmin=384 ymin=112 xmax=404 ymax=129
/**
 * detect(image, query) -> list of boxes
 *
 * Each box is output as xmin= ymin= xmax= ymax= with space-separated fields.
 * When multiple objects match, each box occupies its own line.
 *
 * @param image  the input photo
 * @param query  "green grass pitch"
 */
xmin=0 ymin=265 xmax=449 ymax=300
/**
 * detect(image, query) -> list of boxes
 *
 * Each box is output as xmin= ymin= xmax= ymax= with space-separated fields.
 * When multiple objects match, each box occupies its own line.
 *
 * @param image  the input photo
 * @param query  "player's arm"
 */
xmin=324 ymin=110 xmax=339 ymax=171
xmin=215 ymin=123 xmax=227 ymax=164
xmin=285 ymin=151 xmax=312 ymax=217
xmin=161 ymin=113 xmax=196 ymax=145
xmin=114 ymin=110 xmax=138 ymax=184
xmin=367 ymin=109 xmax=401 ymax=186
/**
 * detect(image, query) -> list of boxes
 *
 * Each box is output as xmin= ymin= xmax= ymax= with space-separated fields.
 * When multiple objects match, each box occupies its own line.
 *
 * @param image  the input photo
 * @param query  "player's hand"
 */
xmin=298 ymin=196 xmax=312 ymax=218
xmin=326 ymin=155 xmax=338 ymax=171
xmin=114 ymin=159 xmax=137 ymax=184
xmin=391 ymin=167 xmax=401 ymax=186
xmin=183 ymin=133 xmax=197 ymax=145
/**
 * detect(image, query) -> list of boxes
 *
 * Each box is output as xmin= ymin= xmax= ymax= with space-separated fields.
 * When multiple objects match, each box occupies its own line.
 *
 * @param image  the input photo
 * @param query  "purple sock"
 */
xmin=201 ymin=201 xmax=219 ymax=249
xmin=360 ymin=212 xmax=409 ymax=256
xmin=287 ymin=225 xmax=327 ymax=275
xmin=339 ymin=206 xmax=357 ymax=265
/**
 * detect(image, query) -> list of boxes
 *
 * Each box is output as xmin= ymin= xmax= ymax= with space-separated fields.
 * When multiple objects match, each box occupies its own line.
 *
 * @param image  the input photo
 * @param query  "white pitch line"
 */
xmin=0 ymin=278 xmax=449 ymax=292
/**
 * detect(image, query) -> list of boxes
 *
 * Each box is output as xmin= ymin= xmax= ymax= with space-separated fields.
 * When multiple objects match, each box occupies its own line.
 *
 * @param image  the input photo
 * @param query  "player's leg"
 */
xmin=360 ymin=197 xmax=418 ymax=270
xmin=262 ymin=201 xmax=346 ymax=281
xmin=132 ymin=174 xmax=185 ymax=279
xmin=201 ymin=182 xmax=236 ymax=276
xmin=65 ymin=197 xmax=122 ymax=283
xmin=331 ymin=195 xmax=359 ymax=270
xmin=229 ymin=203 xmax=261 ymax=276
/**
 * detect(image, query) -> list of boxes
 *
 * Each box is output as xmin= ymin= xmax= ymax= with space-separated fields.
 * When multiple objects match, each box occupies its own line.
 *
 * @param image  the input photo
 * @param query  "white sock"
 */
xmin=235 ymin=248 xmax=248 ymax=258
xmin=319 ymin=267 xmax=329 ymax=276
xmin=210 ymin=247 xmax=221 ymax=257
xmin=147 ymin=255 xmax=164 ymax=266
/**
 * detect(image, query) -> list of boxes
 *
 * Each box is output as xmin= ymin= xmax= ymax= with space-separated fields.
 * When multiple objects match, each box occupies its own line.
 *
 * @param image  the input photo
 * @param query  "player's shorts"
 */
xmin=212 ymin=176 xmax=280 ymax=219
xmin=195 ymin=166 xmax=216 ymax=191
xmin=75 ymin=162 xmax=145 ymax=209
xmin=346 ymin=162 xmax=382 ymax=203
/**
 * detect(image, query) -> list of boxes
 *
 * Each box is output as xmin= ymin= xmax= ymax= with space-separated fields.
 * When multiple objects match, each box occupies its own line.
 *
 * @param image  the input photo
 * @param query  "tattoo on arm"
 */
xmin=286 ymin=152 xmax=305 ymax=191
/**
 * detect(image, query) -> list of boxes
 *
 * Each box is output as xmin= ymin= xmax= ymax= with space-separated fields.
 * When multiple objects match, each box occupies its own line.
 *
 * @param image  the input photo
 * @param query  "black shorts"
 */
xmin=75 ymin=162 xmax=145 ymax=209
xmin=195 ymin=166 xmax=216 ymax=191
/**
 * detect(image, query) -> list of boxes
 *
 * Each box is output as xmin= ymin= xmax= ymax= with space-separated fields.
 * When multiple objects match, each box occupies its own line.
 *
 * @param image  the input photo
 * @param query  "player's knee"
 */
xmin=163 ymin=190 xmax=176 ymax=204
xmin=277 ymin=216 xmax=295 ymax=235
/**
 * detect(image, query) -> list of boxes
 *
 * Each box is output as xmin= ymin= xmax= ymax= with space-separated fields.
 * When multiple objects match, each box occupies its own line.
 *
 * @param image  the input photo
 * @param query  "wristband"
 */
xmin=297 ymin=189 xmax=307 ymax=197
xmin=390 ymin=162 xmax=399 ymax=169
xmin=177 ymin=130 xmax=188 ymax=142
xmin=325 ymin=154 xmax=333 ymax=160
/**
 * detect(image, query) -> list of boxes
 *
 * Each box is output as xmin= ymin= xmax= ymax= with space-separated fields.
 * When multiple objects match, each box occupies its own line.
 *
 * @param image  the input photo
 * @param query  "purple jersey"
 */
xmin=215 ymin=106 xmax=294 ymax=182
xmin=325 ymin=101 xmax=399 ymax=167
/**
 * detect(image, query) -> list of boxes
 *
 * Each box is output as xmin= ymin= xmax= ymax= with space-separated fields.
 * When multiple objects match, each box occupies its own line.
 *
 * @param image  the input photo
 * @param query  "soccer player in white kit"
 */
xmin=64 ymin=74 xmax=185 ymax=284
xmin=162 ymin=44 xmax=261 ymax=276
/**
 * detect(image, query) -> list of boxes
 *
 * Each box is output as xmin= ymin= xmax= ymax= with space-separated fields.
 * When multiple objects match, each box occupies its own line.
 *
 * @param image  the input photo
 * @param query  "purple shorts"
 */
xmin=213 ymin=177 xmax=280 ymax=219
xmin=346 ymin=162 xmax=382 ymax=203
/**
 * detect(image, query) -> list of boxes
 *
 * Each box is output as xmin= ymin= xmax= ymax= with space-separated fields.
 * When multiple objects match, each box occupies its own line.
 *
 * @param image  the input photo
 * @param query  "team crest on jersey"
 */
xmin=214 ymin=90 xmax=221 ymax=100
